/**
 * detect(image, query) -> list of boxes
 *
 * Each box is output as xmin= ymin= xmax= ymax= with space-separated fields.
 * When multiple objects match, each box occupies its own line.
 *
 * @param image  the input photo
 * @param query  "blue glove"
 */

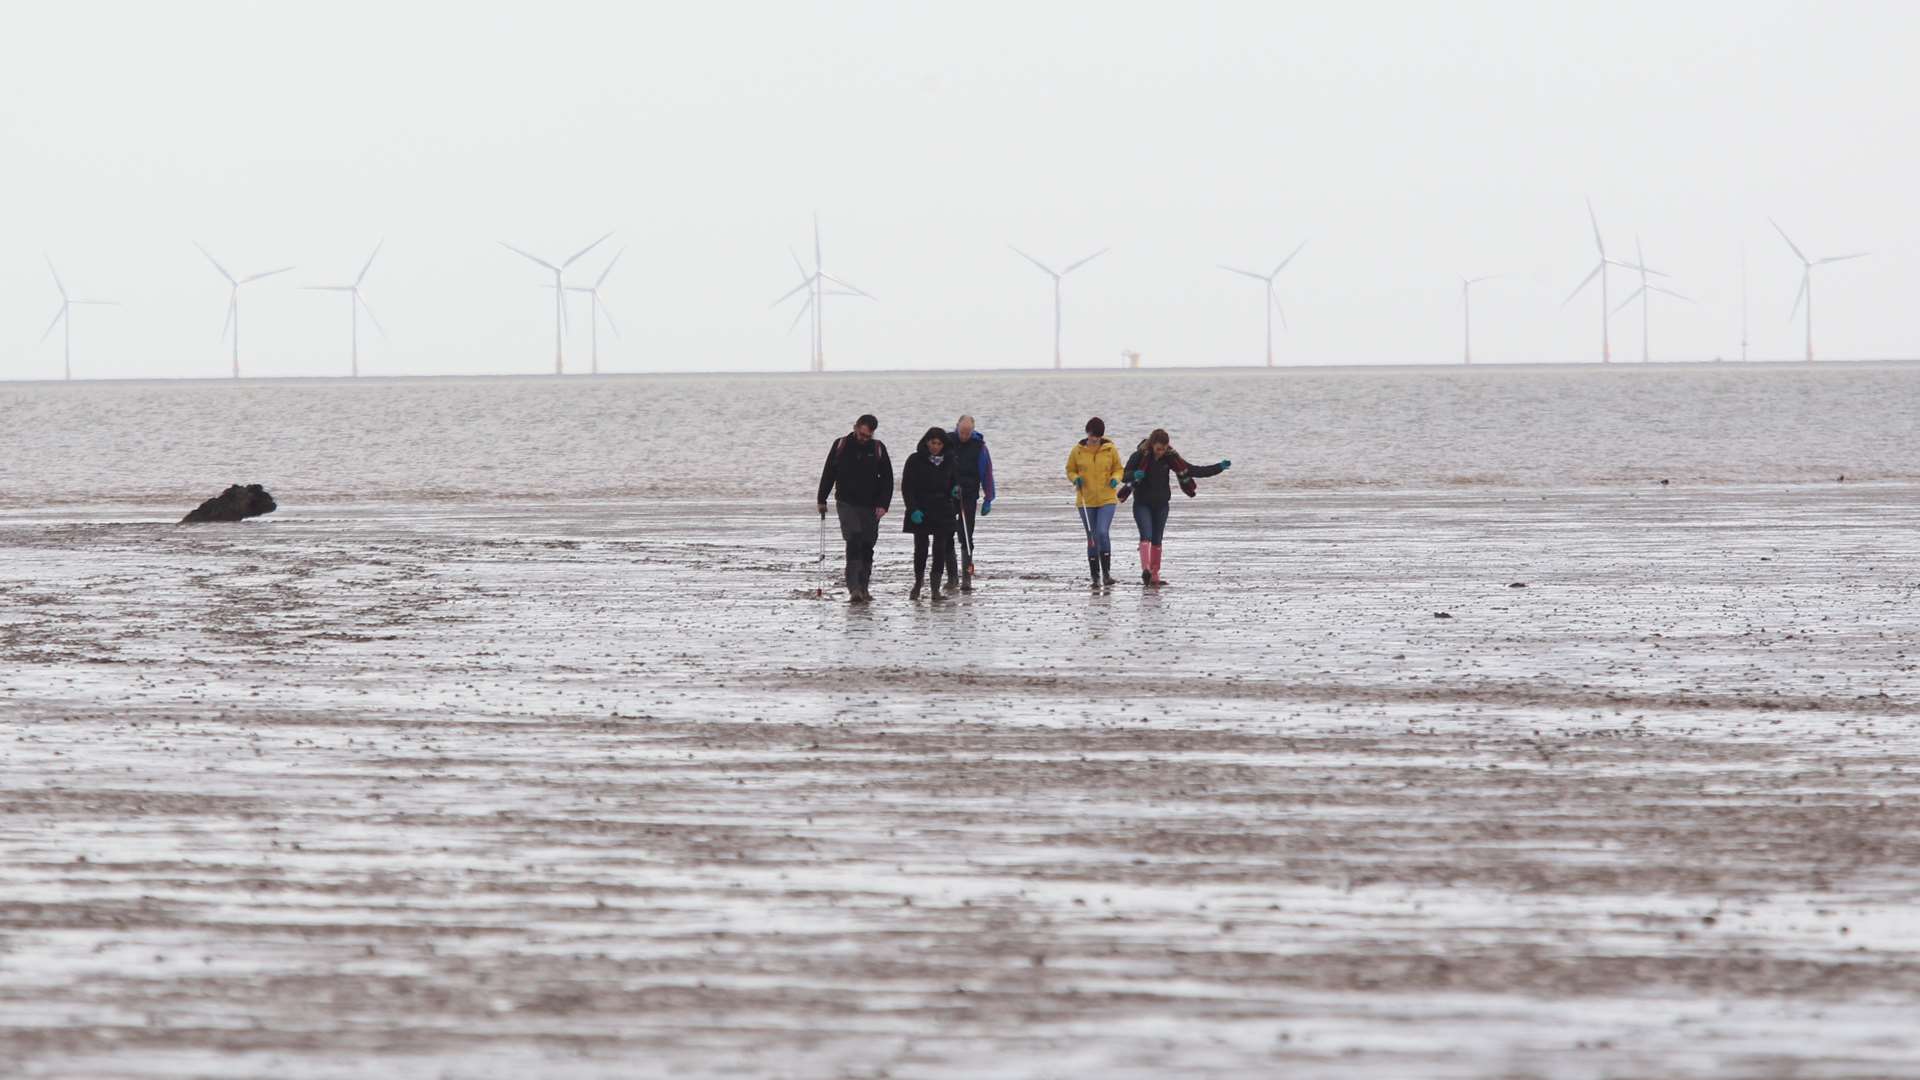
xmin=909 ymin=509 xmax=925 ymax=525
xmin=1220 ymin=460 xmax=1232 ymax=470
xmin=1132 ymin=469 xmax=1146 ymax=482
xmin=1108 ymin=479 xmax=1119 ymax=489
xmin=981 ymin=500 xmax=993 ymax=516
xmin=1073 ymin=477 xmax=1083 ymax=488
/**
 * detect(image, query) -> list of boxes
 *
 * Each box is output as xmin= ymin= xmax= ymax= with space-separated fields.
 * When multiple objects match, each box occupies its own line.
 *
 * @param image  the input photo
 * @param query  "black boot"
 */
xmin=910 ymin=575 xmax=924 ymax=600
xmin=929 ymin=568 xmax=946 ymax=601
xmin=1088 ymin=556 xmax=1101 ymax=589
xmin=1100 ymin=553 xmax=1115 ymax=586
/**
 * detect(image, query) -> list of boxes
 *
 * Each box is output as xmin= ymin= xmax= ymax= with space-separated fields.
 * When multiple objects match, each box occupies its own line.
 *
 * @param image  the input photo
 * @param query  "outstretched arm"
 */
xmin=980 ymin=442 xmax=996 ymax=503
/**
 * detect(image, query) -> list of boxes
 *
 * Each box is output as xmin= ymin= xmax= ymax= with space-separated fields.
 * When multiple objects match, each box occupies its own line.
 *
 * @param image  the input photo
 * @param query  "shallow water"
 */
xmin=4 ymin=362 xmax=1920 ymax=510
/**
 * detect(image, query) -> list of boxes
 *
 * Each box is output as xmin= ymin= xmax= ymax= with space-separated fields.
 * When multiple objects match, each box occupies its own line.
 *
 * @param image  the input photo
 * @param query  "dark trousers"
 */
xmin=836 ymin=502 xmax=879 ymax=584
xmin=913 ymin=529 xmax=957 ymax=583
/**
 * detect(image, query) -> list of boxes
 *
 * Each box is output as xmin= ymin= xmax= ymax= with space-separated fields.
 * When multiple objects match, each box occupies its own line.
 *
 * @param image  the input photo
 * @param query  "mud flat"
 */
xmin=2 ymin=486 xmax=1918 ymax=1078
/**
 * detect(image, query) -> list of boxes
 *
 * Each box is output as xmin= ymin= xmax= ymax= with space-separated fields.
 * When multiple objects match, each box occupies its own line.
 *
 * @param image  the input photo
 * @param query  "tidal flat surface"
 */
xmin=3 ymin=481 xmax=1918 ymax=1078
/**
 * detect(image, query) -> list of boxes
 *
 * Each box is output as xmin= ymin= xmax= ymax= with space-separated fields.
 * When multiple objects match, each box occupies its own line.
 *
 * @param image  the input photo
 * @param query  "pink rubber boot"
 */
xmin=1138 ymin=541 xmax=1153 ymax=585
xmin=1149 ymin=543 xmax=1164 ymax=587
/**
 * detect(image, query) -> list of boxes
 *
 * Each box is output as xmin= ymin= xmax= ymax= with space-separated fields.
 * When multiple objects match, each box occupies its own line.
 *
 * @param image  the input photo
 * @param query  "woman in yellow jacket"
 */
xmin=1065 ymin=416 xmax=1126 ymax=588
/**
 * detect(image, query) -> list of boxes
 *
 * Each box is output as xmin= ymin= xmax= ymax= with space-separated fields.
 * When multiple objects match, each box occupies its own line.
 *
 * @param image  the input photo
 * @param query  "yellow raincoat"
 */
xmin=1065 ymin=438 xmax=1125 ymax=508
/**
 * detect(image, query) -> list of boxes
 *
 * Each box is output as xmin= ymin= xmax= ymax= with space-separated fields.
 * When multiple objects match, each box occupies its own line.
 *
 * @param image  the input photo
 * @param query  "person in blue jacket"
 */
xmin=944 ymin=414 xmax=996 ymax=592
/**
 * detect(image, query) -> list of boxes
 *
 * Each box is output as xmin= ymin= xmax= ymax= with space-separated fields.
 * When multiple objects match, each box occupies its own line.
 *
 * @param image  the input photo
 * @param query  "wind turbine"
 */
xmin=1770 ymin=219 xmax=1868 ymax=362
xmin=303 ymin=241 xmax=384 ymax=377
xmin=561 ymin=248 xmax=623 ymax=375
xmin=771 ymin=214 xmax=872 ymax=372
xmin=1610 ymin=236 xmax=1690 ymax=363
xmin=1562 ymin=200 xmax=1655 ymax=364
xmin=1459 ymin=273 xmax=1508 ymax=365
xmin=196 ymin=243 xmax=294 ymax=379
xmin=1010 ymin=245 xmax=1108 ymax=370
xmin=1219 ymin=241 xmax=1306 ymax=367
xmin=39 ymin=256 xmax=118 ymax=381
xmin=498 ymin=231 xmax=613 ymax=374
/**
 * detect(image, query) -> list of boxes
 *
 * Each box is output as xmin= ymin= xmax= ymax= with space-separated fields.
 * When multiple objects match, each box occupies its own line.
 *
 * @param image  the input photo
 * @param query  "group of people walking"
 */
xmin=817 ymin=413 xmax=1228 ymax=602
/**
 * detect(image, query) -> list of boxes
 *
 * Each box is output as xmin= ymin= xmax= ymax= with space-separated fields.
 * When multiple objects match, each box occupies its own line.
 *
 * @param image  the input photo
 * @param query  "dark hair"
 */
xmin=855 ymin=414 xmax=879 ymax=432
xmin=1148 ymin=428 xmax=1170 ymax=447
xmin=919 ymin=425 xmax=949 ymax=453
xmin=1085 ymin=416 xmax=1105 ymax=437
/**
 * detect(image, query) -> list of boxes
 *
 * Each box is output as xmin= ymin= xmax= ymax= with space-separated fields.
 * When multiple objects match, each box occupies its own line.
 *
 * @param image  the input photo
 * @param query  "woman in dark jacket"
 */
xmin=1118 ymin=428 xmax=1230 ymax=587
xmin=900 ymin=426 xmax=962 ymax=600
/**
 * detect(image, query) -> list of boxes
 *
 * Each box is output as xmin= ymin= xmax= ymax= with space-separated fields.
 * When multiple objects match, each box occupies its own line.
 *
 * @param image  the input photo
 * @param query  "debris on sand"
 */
xmin=1509 ymin=582 xmax=1528 ymax=588
xmin=1434 ymin=611 xmax=1454 ymax=619
xmin=180 ymin=484 xmax=277 ymax=524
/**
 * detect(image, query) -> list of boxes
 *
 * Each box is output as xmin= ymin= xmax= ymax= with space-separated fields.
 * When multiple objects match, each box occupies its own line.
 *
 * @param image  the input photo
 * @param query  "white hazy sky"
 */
xmin=1 ymin=0 xmax=1914 ymax=379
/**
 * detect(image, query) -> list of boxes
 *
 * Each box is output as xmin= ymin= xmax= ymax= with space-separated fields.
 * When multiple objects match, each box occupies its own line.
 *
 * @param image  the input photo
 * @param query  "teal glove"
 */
xmin=1073 ymin=477 xmax=1083 ymax=488
xmin=1108 ymin=479 xmax=1119 ymax=489
xmin=909 ymin=509 xmax=925 ymax=525
xmin=1132 ymin=469 xmax=1146 ymax=482
xmin=951 ymin=485 xmax=961 ymax=498
xmin=981 ymin=500 xmax=993 ymax=516
xmin=1220 ymin=460 xmax=1232 ymax=470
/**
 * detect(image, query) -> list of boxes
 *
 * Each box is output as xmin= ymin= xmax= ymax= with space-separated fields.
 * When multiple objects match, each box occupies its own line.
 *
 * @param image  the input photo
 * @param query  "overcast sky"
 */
xmin=1 ymin=0 xmax=1914 ymax=379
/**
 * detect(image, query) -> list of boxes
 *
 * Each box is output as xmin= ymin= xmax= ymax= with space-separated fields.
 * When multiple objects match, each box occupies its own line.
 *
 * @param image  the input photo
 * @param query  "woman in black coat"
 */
xmin=900 ymin=426 xmax=962 ymax=600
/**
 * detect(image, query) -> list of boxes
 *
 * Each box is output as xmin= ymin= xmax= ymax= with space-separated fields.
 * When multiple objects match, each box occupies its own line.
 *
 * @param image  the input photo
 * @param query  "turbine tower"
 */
xmin=1219 ymin=241 xmax=1306 ymax=367
xmin=196 ymin=243 xmax=294 ymax=379
xmin=1010 ymin=244 xmax=1107 ymax=370
xmin=1611 ymin=236 xmax=1689 ymax=363
xmin=771 ymin=214 xmax=871 ymax=372
xmin=303 ymin=241 xmax=385 ymax=377
xmin=1459 ymin=273 xmax=1506 ymax=365
xmin=562 ymin=248 xmax=624 ymax=376
xmin=499 ymin=231 xmax=613 ymax=374
xmin=1770 ymin=219 xmax=1869 ymax=362
xmin=1562 ymin=200 xmax=1650 ymax=364
xmin=39 ymin=256 xmax=118 ymax=381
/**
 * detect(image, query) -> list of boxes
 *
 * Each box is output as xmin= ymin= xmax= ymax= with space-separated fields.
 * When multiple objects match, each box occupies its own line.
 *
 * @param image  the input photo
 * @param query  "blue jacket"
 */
xmin=946 ymin=429 xmax=996 ymax=502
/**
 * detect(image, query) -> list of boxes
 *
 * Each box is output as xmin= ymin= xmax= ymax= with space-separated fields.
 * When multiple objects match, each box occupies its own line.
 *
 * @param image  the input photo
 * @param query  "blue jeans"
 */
xmin=1132 ymin=500 xmax=1170 ymax=545
xmin=1079 ymin=503 xmax=1116 ymax=555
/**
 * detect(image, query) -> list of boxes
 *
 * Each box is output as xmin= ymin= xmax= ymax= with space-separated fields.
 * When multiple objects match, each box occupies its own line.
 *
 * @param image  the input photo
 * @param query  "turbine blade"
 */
xmin=1611 ymin=287 xmax=1645 ymax=315
xmin=1769 ymin=218 xmax=1809 ymax=265
xmin=1270 ymin=287 xmax=1288 ymax=332
xmin=37 ymin=306 xmax=65 ymax=345
xmin=770 ymin=275 xmax=815 ymax=308
xmin=1273 ymin=239 xmax=1309 ymax=277
xmin=357 ymin=294 xmax=387 ymax=339
xmin=355 ymin=240 xmax=383 ymax=286
xmin=788 ymin=246 xmax=810 ymax=280
xmin=1218 ymin=265 xmax=1267 ymax=281
xmin=71 ymin=299 xmax=120 ymax=306
xmin=304 ymin=285 xmax=355 ymax=292
xmin=1061 ymin=248 xmax=1108 ymax=275
xmin=819 ymin=272 xmax=872 ymax=299
xmin=597 ymin=297 xmax=621 ymax=340
xmin=786 ymin=294 xmax=815 ymax=334
xmin=595 ymin=247 xmax=625 ymax=287
xmin=813 ymin=211 xmax=822 ymax=269
xmin=195 ymin=242 xmax=237 ymax=285
xmin=1817 ymin=252 xmax=1869 ymax=265
xmin=44 ymin=256 xmax=67 ymax=299
xmin=241 ymin=266 xmax=295 ymax=284
xmin=1650 ymin=285 xmax=1692 ymax=302
xmin=561 ymin=230 xmax=614 ymax=269
xmin=1562 ymin=262 xmax=1603 ymax=306
xmin=1789 ymin=272 xmax=1808 ymax=321
xmin=220 ymin=296 xmax=235 ymax=341
xmin=499 ymin=242 xmax=558 ymax=272
xmin=1008 ymin=244 xmax=1057 ymax=277
xmin=1586 ymin=198 xmax=1605 ymax=257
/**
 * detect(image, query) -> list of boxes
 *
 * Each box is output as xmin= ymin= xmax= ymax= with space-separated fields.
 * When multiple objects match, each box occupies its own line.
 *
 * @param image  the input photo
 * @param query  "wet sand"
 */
xmin=3 ymin=486 xmax=1918 ymax=1078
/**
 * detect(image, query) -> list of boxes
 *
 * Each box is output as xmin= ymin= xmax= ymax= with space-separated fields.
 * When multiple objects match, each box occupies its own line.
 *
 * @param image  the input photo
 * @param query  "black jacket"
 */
xmin=900 ymin=431 xmax=960 ymax=534
xmin=1122 ymin=444 xmax=1224 ymax=506
xmin=817 ymin=433 xmax=894 ymax=508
